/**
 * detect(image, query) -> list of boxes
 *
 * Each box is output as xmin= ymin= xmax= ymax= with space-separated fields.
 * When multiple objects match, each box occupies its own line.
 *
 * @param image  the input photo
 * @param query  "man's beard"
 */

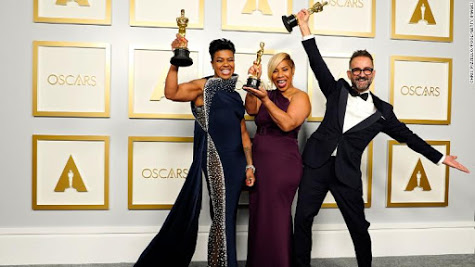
xmin=352 ymin=76 xmax=372 ymax=92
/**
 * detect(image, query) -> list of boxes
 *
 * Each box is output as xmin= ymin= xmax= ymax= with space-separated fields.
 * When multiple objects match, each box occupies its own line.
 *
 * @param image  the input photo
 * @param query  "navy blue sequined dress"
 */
xmin=135 ymin=76 xmax=246 ymax=267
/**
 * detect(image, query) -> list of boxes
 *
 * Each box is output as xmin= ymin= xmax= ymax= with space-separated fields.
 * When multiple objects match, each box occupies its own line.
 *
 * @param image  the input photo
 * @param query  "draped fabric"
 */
xmin=135 ymin=76 xmax=246 ymax=267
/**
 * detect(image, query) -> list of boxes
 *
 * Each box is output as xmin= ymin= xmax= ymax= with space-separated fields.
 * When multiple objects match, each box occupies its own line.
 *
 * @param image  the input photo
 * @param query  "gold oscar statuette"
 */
xmin=244 ymin=42 xmax=265 ymax=90
xmin=170 ymin=9 xmax=193 ymax=67
xmin=282 ymin=1 xmax=328 ymax=32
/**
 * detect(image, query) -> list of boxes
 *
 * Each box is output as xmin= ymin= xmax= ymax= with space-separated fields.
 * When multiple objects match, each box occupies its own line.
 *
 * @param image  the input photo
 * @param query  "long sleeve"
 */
xmin=302 ymin=37 xmax=338 ymax=98
xmin=382 ymin=106 xmax=443 ymax=164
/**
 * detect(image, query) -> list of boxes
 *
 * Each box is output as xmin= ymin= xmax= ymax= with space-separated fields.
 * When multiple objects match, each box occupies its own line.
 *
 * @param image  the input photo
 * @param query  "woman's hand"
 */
xmin=171 ymin=33 xmax=187 ymax=50
xmin=243 ymin=85 xmax=268 ymax=101
xmin=248 ymin=63 xmax=263 ymax=79
xmin=245 ymin=169 xmax=256 ymax=187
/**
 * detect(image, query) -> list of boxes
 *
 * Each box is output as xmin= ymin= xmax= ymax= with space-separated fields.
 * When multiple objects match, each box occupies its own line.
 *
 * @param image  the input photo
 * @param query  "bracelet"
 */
xmin=246 ymin=164 xmax=256 ymax=173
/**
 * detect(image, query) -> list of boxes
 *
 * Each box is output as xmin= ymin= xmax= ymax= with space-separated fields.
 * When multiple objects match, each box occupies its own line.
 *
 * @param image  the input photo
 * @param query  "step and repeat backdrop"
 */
xmin=30 ymin=0 xmax=456 ymax=213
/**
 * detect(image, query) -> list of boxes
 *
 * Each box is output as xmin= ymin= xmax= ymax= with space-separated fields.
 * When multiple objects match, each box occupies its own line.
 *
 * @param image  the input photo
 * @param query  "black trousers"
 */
xmin=293 ymin=157 xmax=372 ymax=267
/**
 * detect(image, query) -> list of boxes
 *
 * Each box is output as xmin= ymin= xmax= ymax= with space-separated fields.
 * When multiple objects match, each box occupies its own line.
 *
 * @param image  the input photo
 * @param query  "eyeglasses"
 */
xmin=350 ymin=67 xmax=374 ymax=76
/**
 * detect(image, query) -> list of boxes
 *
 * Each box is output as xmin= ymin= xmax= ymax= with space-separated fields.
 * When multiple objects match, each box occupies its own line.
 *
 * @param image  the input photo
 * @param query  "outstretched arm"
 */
xmin=383 ymin=106 xmax=470 ymax=174
xmin=443 ymin=155 xmax=470 ymax=173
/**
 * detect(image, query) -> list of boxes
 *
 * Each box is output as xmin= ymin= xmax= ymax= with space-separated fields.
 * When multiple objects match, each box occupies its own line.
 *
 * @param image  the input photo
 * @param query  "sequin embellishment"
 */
xmin=194 ymin=76 xmax=238 ymax=267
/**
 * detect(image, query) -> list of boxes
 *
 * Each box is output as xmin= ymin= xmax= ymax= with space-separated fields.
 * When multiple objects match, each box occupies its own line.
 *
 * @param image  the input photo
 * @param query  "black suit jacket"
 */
xmin=302 ymin=38 xmax=443 ymax=190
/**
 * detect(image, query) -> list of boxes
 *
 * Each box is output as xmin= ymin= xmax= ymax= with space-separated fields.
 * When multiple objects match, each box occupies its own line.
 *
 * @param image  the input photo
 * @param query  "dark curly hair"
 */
xmin=209 ymin=38 xmax=235 ymax=61
xmin=349 ymin=50 xmax=373 ymax=68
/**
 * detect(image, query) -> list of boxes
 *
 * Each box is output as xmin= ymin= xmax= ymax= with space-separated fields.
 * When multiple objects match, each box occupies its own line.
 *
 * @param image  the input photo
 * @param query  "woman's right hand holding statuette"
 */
xmin=170 ymin=9 xmax=193 ymax=67
xmin=243 ymin=42 xmax=265 ymax=90
xmin=171 ymin=33 xmax=188 ymax=51
xmin=243 ymin=63 xmax=268 ymax=101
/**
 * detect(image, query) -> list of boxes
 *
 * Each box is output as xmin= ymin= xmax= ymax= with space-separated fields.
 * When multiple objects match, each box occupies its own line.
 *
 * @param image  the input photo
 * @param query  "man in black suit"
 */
xmin=293 ymin=9 xmax=470 ymax=267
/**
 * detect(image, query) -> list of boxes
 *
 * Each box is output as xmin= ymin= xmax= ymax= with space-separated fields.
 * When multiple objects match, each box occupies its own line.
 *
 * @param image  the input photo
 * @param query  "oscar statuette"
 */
xmin=282 ymin=1 xmax=328 ymax=32
xmin=170 ymin=9 xmax=193 ymax=67
xmin=244 ymin=42 xmax=265 ymax=89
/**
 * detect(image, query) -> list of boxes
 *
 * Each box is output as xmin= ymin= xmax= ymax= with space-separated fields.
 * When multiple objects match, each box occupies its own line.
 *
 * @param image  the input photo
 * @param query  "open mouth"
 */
xmin=221 ymin=69 xmax=231 ymax=75
xmin=276 ymin=79 xmax=287 ymax=87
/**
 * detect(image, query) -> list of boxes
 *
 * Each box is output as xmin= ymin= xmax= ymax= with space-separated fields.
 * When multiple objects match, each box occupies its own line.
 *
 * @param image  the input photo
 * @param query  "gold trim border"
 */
xmin=33 ymin=0 xmax=112 ymax=25
xmin=387 ymin=140 xmax=450 ymax=207
xmin=391 ymin=0 xmax=454 ymax=42
xmin=32 ymin=135 xmax=110 ymax=210
xmin=309 ymin=0 xmax=376 ymax=38
xmin=128 ymin=136 xmax=194 ymax=210
xmin=128 ymin=45 xmax=201 ymax=119
xmin=389 ymin=55 xmax=452 ymax=125
xmin=221 ymin=0 xmax=293 ymax=33
xmin=129 ymin=0 xmax=204 ymax=28
xmin=33 ymin=41 xmax=111 ymax=118
xmin=322 ymin=141 xmax=373 ymax=208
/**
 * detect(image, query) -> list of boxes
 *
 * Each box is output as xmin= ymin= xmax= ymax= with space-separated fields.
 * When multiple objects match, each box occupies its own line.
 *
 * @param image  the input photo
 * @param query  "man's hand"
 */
xmin=443 ymin=155 xmax=470 ymax=173
xmin=297 ymin=9 xmax=311 ymax=37
xmin=297 ymin=9 xmax=310 ymax=25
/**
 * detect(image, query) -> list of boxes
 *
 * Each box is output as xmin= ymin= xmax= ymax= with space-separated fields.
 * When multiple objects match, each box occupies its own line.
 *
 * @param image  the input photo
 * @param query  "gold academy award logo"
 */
xmin=405 ymin=159 xmax=432 ymax=191
xmin=327 ymin=0 xmax=364 ymax=8
xmin=56 ymin=0 xmax=90 ymax=6
xmin=242 ymin=0 xmax=273 ymax=15
xmin=54 ymin=155 xmax=88 ymax=192
xmin=400 ymin=85 xmax=440 ymax=97
xmin=142 ymin=167 xmax=189 ymax=179
xmin=47 ymin=74 xmax=97 ymax=86
xmin=409 ymin=0 xmax=436 ymax=25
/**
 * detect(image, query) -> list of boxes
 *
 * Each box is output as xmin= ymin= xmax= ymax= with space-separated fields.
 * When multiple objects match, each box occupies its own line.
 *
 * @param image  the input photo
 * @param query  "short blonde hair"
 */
xmin=267 ymin=52 xmax=295 ymax=84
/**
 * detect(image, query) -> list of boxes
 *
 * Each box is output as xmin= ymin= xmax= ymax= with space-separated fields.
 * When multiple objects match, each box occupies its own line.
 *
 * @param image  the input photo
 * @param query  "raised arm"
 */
xmin=164 ymin=65 xmax=204 ymax=102
xmin=297 ymin=9 xmax=337 ymax=98
xmin=241 ymin=119 xmax=256 ymax=187
xmin=164 ymin=34 xmax=204 ymax=102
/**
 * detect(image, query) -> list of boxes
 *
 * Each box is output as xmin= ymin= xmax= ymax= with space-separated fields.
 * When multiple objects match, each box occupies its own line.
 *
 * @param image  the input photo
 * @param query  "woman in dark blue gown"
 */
xmin=134 ymin=36 xmax=256 ymax=267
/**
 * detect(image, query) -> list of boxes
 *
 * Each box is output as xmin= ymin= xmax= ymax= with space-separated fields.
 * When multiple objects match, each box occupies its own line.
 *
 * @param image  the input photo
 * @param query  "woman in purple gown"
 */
xmin=243 ymin=53 xmax=311 ymax=267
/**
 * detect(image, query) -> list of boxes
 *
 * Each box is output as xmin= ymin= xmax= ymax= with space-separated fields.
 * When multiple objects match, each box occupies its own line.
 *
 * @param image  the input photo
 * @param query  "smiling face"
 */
xmin=211 ymin=49 xmax=234 ymax=80
xmin=347 ymin=56 xmax=375 ymax=93
xmin=271 ymin=59 xmax=294 ymax=91
xmin=267 ymin=53 xmax=295 ymax=92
